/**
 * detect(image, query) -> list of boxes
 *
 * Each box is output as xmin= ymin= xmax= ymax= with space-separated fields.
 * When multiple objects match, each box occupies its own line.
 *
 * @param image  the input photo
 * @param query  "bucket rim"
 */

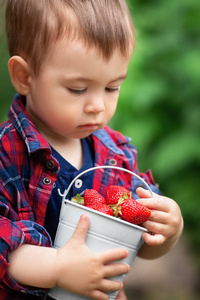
xmin=63 ymin=199 xmax=148 ymax=232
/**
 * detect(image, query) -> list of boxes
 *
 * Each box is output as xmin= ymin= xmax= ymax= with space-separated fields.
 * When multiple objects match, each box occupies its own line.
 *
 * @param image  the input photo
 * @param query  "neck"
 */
xmin=43 ymin=134 xmax=83 ymax=170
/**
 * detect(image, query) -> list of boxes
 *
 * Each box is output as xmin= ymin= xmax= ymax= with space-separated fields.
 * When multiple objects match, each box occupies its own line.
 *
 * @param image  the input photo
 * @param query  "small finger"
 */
xmin=90 ymin=290 xmax=110 ymax=300
xmin=137 ymin=196 xmax=169 ymax=212
xmin=142 ymin=220 xmax=169 ymax=236
xmin=100 ymin=249 xmax=129 ymax=264
xmin=142 ymin=232 xmax=166 ymax=246
xmin=136 ymin=187 xmax=155 ymax=198
xmin=99 ymin=278 xmax=123 ymax=293
xmin=71 ymin=214 xmax=90 ymax=244
xmin=116 ymin=288 xmax=127 ymax=300
xmin=148 ymin=210 xmax=168 ymax=223
xmin=104 ymin=263 xmax=130 ymax=278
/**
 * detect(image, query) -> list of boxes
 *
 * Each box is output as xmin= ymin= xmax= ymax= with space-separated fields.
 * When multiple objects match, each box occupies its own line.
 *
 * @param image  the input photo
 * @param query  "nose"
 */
xmin=84 ymin=94 xmax=105 ymax=114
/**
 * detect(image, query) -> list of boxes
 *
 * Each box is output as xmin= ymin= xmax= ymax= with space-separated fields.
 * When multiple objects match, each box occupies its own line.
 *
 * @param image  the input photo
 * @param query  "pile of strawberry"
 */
xmin=72 ymin=185 xmax=151 ymax=225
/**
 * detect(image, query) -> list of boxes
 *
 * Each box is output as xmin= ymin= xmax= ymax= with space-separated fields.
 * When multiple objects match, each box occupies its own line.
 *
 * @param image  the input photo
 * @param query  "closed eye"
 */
xmin=105 ymin=87 xmax=120 ymax=93
xmin=68 ymin=88 xmax=87 ymax=95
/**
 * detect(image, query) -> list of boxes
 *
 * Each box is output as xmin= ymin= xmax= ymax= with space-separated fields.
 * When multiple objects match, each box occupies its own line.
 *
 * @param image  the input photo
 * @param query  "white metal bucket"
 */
xmin=48 ymin=166 xmax=153 ymax=300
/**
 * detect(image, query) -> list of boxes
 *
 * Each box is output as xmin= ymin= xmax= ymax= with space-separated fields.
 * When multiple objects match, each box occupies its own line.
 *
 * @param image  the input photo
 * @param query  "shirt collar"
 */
xmin=92 ymin=127 xmax=131 ymax=155
xmin=8 ymin=94 xmax=51 ymax=154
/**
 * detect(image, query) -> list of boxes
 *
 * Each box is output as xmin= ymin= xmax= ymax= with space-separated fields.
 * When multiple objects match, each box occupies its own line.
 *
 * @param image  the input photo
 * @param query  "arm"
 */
xmin=8 ymin=214 xmax=130 ymax=300
xmin=136 ymin=188 xmax=184 ymax=259
xmin=0 ymin=202 xmax=52 ymax=292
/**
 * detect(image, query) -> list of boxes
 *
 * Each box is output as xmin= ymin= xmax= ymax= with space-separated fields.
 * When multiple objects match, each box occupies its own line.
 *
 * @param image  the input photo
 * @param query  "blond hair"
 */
xmin=4 ymin=0 xmax=135 ymax=74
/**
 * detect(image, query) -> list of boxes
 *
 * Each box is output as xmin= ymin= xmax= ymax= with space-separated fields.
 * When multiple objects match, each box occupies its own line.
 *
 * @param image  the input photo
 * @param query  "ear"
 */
xmin=8 ymin=56 xmax=32 ymax=95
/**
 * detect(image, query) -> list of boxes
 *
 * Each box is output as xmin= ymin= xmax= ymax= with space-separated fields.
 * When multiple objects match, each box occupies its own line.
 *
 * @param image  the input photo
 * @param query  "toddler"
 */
xmin=0 ymin=0 xmax=183 ymax=299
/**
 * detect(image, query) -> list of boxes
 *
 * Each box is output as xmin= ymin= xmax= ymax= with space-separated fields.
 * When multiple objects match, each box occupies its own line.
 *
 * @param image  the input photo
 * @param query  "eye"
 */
xmin=105 ymin=87 xmax=120 ymax=93
xmin=68 ymin=88 xmax=87 ymax=95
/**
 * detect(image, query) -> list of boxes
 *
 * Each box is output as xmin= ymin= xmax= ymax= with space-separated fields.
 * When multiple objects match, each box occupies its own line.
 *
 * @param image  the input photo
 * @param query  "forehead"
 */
xmin=39 ymin=37 xmax=131 ymax=82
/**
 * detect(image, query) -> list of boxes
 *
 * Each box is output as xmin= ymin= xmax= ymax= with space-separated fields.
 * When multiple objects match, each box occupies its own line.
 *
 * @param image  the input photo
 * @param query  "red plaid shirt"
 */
xmin=0 ymin=94 xmax=159 ymax=295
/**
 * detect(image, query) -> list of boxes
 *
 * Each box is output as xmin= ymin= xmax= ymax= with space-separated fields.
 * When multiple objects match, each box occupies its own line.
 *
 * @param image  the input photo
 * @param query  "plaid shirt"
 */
xmin=0 ymin=94 xmax=159 ymax=295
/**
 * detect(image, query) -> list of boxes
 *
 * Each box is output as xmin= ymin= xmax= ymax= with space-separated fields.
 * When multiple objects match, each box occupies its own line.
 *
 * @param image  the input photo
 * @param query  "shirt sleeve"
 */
xmin=120 ymin=140 xmax=162 ymax=198
xmin=0 ymin=197 xmax=52 ymax=294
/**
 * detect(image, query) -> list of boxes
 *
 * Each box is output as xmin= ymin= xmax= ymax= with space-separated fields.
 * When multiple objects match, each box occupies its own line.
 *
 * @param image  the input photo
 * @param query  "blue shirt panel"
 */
xmin=45 ymin=138 xmax=94 ymax=242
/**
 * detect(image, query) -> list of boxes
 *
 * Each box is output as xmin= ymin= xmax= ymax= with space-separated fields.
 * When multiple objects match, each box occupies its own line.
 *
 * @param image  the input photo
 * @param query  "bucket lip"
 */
xmin=64 ymin=199 xmax=148 ymax=232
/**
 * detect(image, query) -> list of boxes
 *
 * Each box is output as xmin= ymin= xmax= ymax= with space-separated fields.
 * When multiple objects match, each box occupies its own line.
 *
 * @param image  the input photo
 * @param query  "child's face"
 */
xmin=26 ymin=37 xmax=130 ymax=142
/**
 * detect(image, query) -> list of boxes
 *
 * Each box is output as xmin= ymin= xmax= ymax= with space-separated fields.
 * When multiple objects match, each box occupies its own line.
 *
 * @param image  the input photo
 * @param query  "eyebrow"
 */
xmin=63 ymin=74 xmax=127 ymax=83
xmin=110 ymin=74 xmax=127 ymax=83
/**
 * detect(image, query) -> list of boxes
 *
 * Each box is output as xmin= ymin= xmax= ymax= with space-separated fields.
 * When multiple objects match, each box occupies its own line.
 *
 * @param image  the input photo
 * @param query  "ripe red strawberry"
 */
xmin=116 ymin=198 xmax=151 ymax=224
xmin=105 ymin=185 xmax=132 ymax=206
xmin=84 ymin=189 xmax=106 ymax=206
xmin=86 ymin=203 xmax=113 ymax=216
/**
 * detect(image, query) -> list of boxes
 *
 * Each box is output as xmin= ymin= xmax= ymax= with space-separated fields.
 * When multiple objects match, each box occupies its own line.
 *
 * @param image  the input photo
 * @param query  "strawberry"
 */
xmin=84 ymin=189 xmax=106 ymax=206
xmin=105 ymin=185 xmax=132 ymax=206
xmin=86 ymin=203 xmax=113 ymax=216
xmin=116 ymin=198 xmax=151 ymax=224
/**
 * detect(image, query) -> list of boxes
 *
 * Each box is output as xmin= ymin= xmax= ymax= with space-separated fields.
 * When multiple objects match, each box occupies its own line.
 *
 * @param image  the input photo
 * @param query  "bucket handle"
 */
xmin=62 ymin=165 xmax=153 ymax=201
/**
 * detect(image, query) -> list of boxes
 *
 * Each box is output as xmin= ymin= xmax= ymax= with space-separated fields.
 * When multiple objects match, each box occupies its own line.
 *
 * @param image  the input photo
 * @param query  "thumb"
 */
xmin=71 ymin=214 xmax=90 ymax=244
xmin=136 ymin=187 xmax=152 ymax=199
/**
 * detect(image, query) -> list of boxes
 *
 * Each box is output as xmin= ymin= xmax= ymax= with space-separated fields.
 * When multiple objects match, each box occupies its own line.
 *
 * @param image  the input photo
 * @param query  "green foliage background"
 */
xmin=0 ymin=0 xmax=200 ymax=261
xmin=111 ymin=0 xmax=200 ymax=261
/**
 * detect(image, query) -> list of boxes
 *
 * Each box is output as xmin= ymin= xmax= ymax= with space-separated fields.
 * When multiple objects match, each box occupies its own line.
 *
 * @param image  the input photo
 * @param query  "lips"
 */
xmin=79 ymin=123 xmax=100 ymax=131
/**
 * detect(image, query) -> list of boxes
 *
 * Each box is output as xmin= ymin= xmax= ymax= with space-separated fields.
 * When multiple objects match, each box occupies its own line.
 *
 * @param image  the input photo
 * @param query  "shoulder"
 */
xmin=0 ymin=119 xmax=20 ymax=154
xmin=0 ymin=119 xmax=25 ymax=170
xmin=0 ymin=119 xmax=13 ymax=138
xmin=0 ymin=118 xmax=22 ymax=145
xmin=93 ymin=125 xmax=132 ymax=146
xmin=90 ymin=126 xmax=137 ymax=160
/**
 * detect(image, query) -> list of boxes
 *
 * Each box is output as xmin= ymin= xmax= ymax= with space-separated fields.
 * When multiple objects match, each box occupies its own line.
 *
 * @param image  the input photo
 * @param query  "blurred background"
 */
xmin=0 ymin=0 xmax=200 ymax=299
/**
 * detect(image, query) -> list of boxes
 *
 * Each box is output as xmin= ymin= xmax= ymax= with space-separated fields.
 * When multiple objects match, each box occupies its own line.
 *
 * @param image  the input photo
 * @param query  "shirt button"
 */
xmin=75 ymin=179 xmax=83 ymax=189
xmin=109 ymin=159 xmax=117 ymax=166
xmin=43 ymin=177 xmax=51 ymax=185
xmin=46 ymin=160 xmax=55 ymax=170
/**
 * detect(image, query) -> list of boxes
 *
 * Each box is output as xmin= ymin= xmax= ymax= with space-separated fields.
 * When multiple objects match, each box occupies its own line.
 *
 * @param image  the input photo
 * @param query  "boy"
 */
xmin=0 ymin=0 xmax=183 ymax=299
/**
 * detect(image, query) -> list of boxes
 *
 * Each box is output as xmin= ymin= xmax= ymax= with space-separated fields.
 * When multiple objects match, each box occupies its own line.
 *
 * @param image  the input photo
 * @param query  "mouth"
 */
xmin=78 ymin=123 xmax=100 ymax=131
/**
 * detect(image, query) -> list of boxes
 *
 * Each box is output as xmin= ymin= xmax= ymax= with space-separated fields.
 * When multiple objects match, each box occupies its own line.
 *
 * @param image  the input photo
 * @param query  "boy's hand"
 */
xmin=54 ymin=214 xmax=130 ymax=300
xmin=116 ymin=289 xmax=127 ymax=300
xmin=136 ymin=187 xmax=183 ymax=259
xmin=115 ymin=278 xmax=128 ymax=300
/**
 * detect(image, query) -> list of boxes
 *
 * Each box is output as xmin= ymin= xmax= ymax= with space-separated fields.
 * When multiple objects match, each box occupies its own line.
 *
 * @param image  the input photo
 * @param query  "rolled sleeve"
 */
xmin=0 ymin=202 xmax=52 ymax=293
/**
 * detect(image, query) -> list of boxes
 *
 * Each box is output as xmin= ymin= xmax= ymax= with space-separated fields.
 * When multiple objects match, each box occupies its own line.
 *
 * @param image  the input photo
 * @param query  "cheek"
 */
xmin=105 ymin=101 xmax=118 ymax=121
xmin=109 ymin=97 xmax=118 ymax=113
